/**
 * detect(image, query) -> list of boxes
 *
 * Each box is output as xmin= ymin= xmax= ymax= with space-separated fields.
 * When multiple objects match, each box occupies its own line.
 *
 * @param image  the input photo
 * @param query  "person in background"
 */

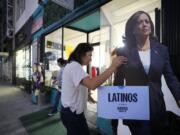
xmin=32 ymin=63 xmax=44 ymax=103
xmin=48 ymin=58 xmax=67 ymax=116
xmin=60 ymin=43 xmax=127 ymax=135
xmin=111 ymin=11 xmax=180 ymax=135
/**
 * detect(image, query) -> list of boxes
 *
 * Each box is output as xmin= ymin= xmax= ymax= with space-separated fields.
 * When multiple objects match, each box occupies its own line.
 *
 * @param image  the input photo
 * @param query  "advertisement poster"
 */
xmin=97 ymin=86 xmax=149 ymax=120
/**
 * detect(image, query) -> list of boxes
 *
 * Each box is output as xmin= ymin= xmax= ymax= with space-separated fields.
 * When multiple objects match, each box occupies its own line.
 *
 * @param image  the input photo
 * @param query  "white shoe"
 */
xmin=48 ymin=113 xmax=55 ymax=116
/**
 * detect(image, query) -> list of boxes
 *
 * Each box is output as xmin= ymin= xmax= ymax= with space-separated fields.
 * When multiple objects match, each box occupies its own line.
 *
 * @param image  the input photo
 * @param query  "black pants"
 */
xmin=60 ymin=106 xmax=90 ymax=135
xmin=128 ymin=121 xmax=152 ymax=135
xmin=111 ymin=119 xmax=166 ymax=135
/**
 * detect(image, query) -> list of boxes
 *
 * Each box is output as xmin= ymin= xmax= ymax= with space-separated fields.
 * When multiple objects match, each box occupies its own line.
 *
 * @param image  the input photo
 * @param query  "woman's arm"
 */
xmin=81 ymin=56 xmax=127 ymax=90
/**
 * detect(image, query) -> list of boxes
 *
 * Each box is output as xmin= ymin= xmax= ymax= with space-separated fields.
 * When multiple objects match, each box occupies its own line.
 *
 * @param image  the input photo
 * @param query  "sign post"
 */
xmin=97 ymin=86 xmax=149 ymax=120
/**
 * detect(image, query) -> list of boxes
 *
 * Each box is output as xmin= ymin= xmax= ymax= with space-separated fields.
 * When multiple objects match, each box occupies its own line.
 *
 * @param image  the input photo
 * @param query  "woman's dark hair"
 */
xmin=57 ymin=58 xmax=67 ymax=65
xmin=124 ymin=11 xmax=157 ymax=47
xmin=68 ymin=43 xmax=93 ymax=64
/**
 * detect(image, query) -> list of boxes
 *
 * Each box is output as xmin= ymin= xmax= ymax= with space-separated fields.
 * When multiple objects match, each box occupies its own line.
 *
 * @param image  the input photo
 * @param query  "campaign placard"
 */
xmin=97 ymin=86 xmax=149 ymax=120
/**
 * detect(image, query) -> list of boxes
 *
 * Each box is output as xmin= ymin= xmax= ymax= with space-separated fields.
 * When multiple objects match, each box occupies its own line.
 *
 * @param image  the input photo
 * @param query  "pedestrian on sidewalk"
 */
xmin=32 ymin=63 xmax=44 ymax=104
xmin=48 ymin=58 xmax=67 ymax=116
xmin=60 ymin=43 xmax=127 ymax=135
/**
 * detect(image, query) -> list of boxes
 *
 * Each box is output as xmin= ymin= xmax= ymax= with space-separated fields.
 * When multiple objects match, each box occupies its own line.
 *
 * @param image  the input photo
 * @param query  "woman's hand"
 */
xmin=111 ymin=48 xmax=118 ymax=56
xmin=111 ymin=56 xmax=128 ymax=69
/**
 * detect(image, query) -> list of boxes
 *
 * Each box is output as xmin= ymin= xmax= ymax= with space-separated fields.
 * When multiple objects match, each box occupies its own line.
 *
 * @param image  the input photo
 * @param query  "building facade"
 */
xmin=0 ymin=0 xmax=180 ymax=134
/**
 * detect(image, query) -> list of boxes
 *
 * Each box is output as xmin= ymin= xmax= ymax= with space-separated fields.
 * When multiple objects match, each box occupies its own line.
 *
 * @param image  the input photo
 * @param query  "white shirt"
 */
xmin=61 ymin=61 xmax=88 ymax=114
xmin=138 ymin=49 xmax=150 ymax=74
xmin=56 ymin=67 xmax=64 ymax=88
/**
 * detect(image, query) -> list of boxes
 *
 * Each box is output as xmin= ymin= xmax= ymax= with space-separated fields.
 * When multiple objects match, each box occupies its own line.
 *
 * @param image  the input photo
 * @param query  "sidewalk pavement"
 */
xmin=0 ymin=81 xmax=99 ymax=135
xmin=0 ymin=81 xmax=49 ymax=135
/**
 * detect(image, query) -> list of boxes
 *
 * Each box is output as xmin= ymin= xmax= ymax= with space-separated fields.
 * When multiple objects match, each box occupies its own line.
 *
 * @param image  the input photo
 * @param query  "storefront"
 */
xmin=15 ymin=17 xmax=33 ymax=83
xmin=44 ymin=28 xmax=62 ymax=86
xmin=43 ymin=10 xmax=101 ymax=96
xmin=16 ymin=46 xmax=31 ymax=80
xmin=42 ymin=6 xmax=103 ymax=132
xmin=41 ymin=0 xmax=164 ymax=134
xmin=31 ymin=5 xmax=44 ymax=67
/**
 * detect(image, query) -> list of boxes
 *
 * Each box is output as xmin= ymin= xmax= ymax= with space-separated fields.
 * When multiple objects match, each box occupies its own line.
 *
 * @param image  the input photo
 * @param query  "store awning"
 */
xmin=66 ymin=10 xmax=100 ymax=33
xmin=43 ymin=0 xmax=110 ymax=35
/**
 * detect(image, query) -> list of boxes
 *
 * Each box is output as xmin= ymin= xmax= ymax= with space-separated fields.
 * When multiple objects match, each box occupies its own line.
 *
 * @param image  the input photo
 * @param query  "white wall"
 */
xmin=15 ymin=0 xmax=39 ymax=34
xmin=161 ymin=76 xmax=180 ymax=116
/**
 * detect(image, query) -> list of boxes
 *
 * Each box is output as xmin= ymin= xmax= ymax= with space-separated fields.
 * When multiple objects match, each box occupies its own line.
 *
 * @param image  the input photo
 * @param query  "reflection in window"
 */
xmin=44 ymin=28 xmax=62 ymax=86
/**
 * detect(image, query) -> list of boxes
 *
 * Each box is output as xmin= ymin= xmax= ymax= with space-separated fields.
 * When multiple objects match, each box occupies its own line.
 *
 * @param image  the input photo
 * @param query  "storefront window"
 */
xmin=63 ymin=28 xmax=87 ymax=59
xmin=89 ymin=30 xmax=100 ymax=43
xmin=31 ymin=39 xmax=38 ymax=67
xmin=16 ymin=46 xmax=31 ymax=80
xmin=44 ymin=28 xmax=62 ymax=86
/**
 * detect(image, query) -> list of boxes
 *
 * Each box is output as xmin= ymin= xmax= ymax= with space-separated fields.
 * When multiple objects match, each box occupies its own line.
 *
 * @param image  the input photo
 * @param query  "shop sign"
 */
xmin=51 ymin=0 xmax=74 ymax=10
xmin=31 ymin=17 xmax=43 ymax=34
xmin=46 ymin=40 xmax=61 ymax=50
xmin=97 ymin=86 xmax=150 ymax=120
